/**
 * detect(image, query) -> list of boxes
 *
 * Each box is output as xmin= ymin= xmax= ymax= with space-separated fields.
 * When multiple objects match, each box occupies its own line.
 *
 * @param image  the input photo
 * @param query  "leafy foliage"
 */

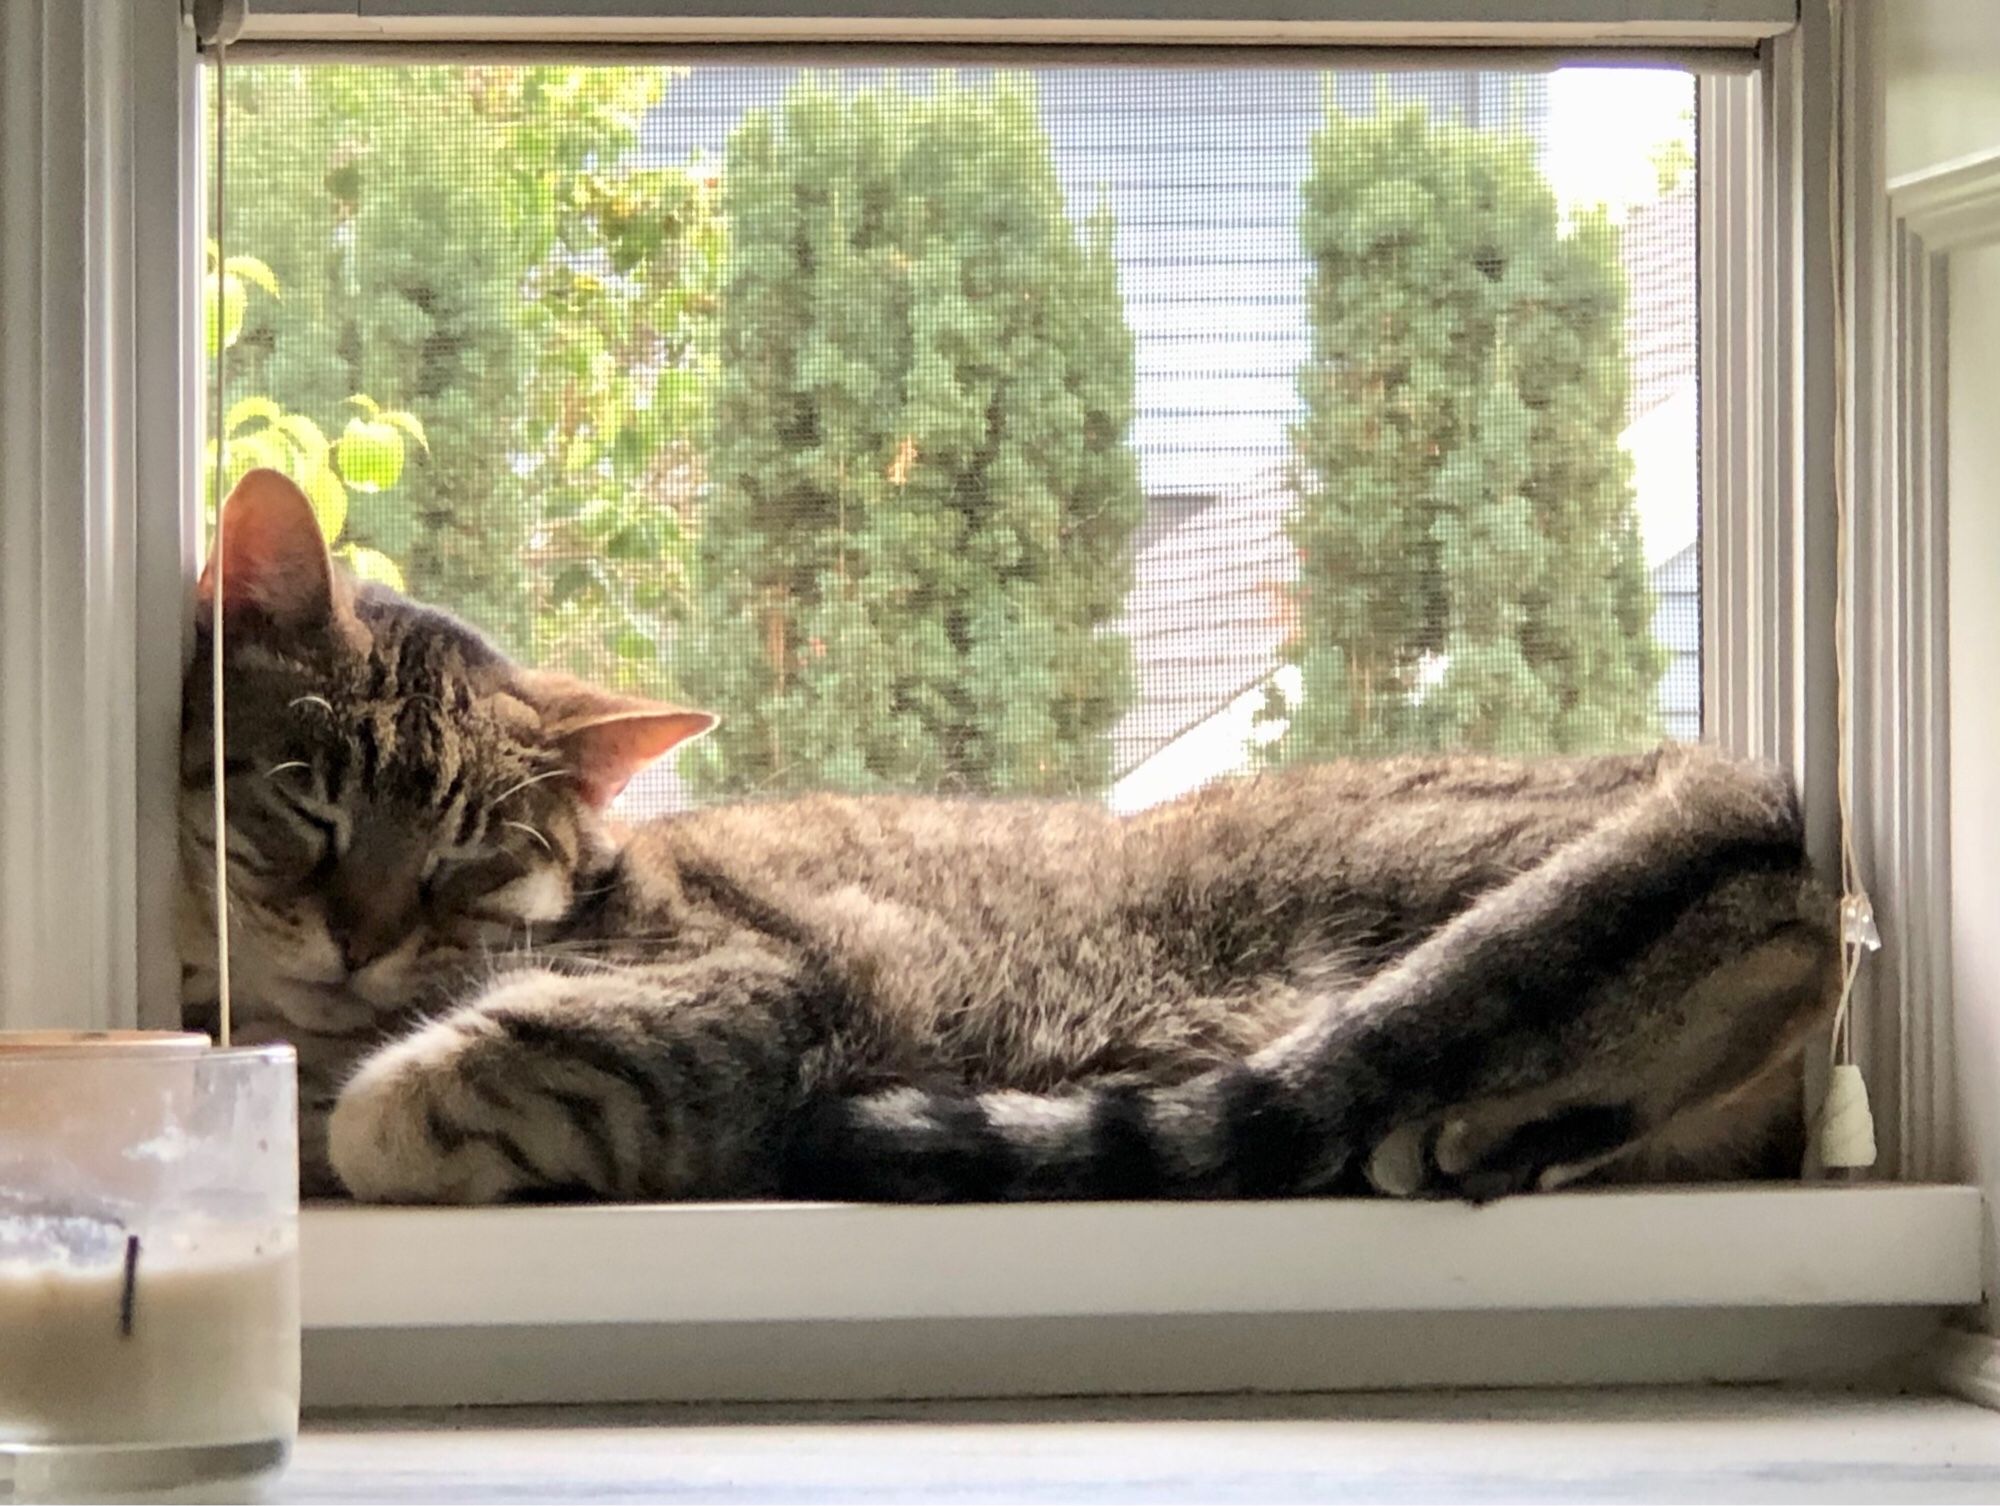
xmin=1261 ymin=98 xmax=1663 ymax=763
xmin=214 ymin=66 xmax=718 ymax=683
xmin=679 ymin=75 xmax=1144 ymax=798
xmin=202 ymin=244 xmax=418 ymax=590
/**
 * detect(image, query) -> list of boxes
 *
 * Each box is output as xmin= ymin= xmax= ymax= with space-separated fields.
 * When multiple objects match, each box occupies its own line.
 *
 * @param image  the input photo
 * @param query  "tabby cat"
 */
xmin=181 ymin=470 xmax=1839 ymax=1204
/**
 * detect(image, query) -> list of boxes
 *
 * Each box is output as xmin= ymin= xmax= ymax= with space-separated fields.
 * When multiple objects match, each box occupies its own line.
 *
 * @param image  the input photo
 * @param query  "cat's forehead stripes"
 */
xmin=317 ymin=595 xmax=541 ymax=803
xmin=350 ymin=598 xmax=501 ymax=702
xmin=197 ymin=587 xmax=564 ymax=851
xmin=340 ymin=699 xmax=471 ymax=808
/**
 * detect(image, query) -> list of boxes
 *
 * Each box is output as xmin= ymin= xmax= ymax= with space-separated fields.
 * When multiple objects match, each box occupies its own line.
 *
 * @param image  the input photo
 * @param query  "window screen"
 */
xmin=206 ymin=60 xmax=1698 ymax=818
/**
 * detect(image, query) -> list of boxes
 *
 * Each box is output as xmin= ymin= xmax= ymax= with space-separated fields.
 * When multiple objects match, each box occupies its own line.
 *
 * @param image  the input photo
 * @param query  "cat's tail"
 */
xmin=782 ymin=1063 xmax=1341 ymax=1202
xmin=781 ymin=751 xmax=1837 ymax=1203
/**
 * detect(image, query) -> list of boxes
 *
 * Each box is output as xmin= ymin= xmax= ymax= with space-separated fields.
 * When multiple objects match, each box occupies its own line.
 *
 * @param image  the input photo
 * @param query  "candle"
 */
xmin=0 ymin=1222 xmax=298 ymax=1447
xmin=0 ymin=1035 xmax=300 ymax=1501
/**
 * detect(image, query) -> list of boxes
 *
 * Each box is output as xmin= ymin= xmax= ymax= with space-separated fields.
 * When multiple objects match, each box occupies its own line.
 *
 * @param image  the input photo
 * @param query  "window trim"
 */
xmin=1698 ymin=30 xmax=1850 ymax=1169
xmin=233 ymin=0 xmax=1798 ymax=51
xmin=306 ymin=1299 xmax=1953 ymax=1408
xmin=16 ymin=0 xmax=1970 ymax=1410
xmin=0 ymin=0 xmax=199 ymax=1033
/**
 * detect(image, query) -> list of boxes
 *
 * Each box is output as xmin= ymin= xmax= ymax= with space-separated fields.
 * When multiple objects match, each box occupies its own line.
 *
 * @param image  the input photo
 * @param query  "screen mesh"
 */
xmin=206 ymin=60 xmax=1698 ymax=817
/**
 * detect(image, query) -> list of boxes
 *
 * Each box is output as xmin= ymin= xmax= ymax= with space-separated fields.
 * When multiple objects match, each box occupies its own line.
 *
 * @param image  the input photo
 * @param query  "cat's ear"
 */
xmin=522 ymin=672 xmax=718 ymax=808
xmin=197 ymin=468 xmax=337 ymax=633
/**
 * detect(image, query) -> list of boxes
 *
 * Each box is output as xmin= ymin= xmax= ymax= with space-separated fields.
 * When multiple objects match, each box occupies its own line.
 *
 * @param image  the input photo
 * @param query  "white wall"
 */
xmin=1877 ymin=0 xmax=2000 ymax=1330
xmin=1884 ymin=1 xmax=2000 ymax=181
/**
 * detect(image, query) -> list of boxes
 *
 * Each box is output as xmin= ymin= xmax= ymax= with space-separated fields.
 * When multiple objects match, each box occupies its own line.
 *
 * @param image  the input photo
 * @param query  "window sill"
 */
xmin=302 ymin=1183 xmax=1979 ymax=1329
xmin=304 ymin=1184 xmax=1976 ymax=1320
xmin=296 ymin=1184 xmax=1981 ymax=1407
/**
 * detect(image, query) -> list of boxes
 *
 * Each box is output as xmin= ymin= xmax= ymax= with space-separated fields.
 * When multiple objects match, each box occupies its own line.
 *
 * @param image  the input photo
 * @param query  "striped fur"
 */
xmin=183 ymin=472 xmax=1837 ymax=1205
xmin=781 ymin=757 xmax=1832 ymax=1201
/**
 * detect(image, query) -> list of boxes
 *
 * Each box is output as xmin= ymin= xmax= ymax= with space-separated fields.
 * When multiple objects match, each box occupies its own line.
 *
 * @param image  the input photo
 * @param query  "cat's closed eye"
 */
xmin=421 ymin=846 xmax=567 ymax=929
xmin=422 ymin=851 xmax=511 ymax=907
xmin=263 ymin=774 xmax=345 ymax=856
xmin=221 ymin=767 xmax=343 ymax=888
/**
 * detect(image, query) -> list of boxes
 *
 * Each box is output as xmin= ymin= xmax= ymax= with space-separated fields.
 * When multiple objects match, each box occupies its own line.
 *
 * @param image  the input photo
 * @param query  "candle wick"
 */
xmin=119 ymin=1234 xmax=141 ymax=1339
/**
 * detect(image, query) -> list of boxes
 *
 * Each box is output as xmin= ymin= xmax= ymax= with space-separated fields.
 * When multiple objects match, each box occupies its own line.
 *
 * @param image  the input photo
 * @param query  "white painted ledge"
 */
xmin=238 ymin=0 xmax=1796 ymax=50
xmin=1935 ymin=1327 xmax=2000 ymax=1413
xmin=302 ymin=1184 xmax=1982 ymax=1331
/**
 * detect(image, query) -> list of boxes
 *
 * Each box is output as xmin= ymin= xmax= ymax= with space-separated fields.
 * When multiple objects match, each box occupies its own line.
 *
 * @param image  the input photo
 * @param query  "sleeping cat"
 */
xmin=182 ymin=469 xmax=1839 ymax=1204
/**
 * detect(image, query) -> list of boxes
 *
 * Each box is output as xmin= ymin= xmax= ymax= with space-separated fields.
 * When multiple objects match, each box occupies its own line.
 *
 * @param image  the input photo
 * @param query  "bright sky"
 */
xmin=1543 ymin=69 xmax=1701 ymax=570
xmin=1544 ymin=66 xmax=1697 ymax=219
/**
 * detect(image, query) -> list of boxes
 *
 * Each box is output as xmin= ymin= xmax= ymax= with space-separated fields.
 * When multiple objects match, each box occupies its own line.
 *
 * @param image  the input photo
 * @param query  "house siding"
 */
xmin=643 ymin=66 xmax=1550 ymax=498
xmin=1651 ymin=541 xmax=1701 ymax=743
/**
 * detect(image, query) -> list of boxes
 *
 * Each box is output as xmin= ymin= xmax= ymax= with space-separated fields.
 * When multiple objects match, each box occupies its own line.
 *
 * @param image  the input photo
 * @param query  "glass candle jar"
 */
xmin=0 ymin=1034 xmax=299 ymax=1502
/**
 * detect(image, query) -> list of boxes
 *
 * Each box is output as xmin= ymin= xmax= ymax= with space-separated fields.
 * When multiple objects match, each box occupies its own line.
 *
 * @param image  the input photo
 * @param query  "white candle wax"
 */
xmin=0 ymin=1034 xmax=298 ymax=1498
xmin=0 ymin=1223 xmax=299 ymax=1448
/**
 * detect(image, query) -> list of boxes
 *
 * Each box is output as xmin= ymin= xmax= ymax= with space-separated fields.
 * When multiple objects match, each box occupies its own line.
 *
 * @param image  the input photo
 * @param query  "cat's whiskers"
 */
xmin=495 ymin=768 xmax=566 ymax=804
xmin=500 ymin=932 xmax=685 ymax=958
xmin=503 ymin=819 xmax=554 ymax=854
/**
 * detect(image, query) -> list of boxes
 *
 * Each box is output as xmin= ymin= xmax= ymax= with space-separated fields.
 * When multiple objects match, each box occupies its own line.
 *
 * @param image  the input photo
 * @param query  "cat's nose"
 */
xmin=336 ymin=929 xmax=404 ymax=976
xmin=327 ymin=857 xmax=417 ymax=976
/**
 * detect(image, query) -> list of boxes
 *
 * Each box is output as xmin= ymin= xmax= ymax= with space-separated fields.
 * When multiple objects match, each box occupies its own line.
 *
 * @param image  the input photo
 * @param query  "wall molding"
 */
xmin=1875 ymin=83 xmax=2000 ymax=1385
xmin=1871 ymin=220 xmax=1954 ymax=1182
xmin=1890 ymin=146 xmax=2000 ymax=253
xmin=1826 ymin=0 xmax=1988 ymax=1185
xmin=1860 ymin=124 xmax=2000 ymax=1183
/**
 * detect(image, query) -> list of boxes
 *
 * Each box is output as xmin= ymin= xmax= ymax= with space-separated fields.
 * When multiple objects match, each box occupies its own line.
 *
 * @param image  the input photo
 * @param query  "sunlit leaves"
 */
xmin=340 ymin=545 xmax=406 ymax=591
xmin=302 ymin=464 xmax=349 ymax=544
xmin=202 ymin=242 xmax=281 ymax=355
xmin=510 ymin=69 xmax=717 ymax=690
xmin=335 ymin=414 xmax=405 ymax=494
xmin=228 ymin=254 xmax=280 ymax=299
xmin=200 ymin=252 xmax=421 ymax=574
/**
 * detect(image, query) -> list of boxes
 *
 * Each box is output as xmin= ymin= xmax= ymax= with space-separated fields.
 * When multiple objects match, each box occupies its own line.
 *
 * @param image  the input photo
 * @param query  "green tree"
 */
xmin=1262 ymin=97 xmax=1662 ymax=763
xmin=681 ymin=75 xmax=1142 ymax=798
xmin=215 ymin=66 xmax=717 ymax=684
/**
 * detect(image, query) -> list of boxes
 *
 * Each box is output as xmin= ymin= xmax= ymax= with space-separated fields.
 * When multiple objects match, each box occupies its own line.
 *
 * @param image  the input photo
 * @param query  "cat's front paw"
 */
xmin=327 ymin=997 xmax=622 ymax=1204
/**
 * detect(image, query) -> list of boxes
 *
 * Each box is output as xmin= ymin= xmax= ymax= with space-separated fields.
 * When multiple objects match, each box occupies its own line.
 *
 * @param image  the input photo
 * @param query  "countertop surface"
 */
xmin=275 ymin=1387 xmax=2000 ymax=1503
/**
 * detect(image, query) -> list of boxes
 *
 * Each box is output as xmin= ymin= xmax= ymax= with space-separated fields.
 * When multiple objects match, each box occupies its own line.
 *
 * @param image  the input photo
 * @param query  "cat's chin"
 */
xmin=264 ymin=966 xmax=427 ymax=1016
xmin=233 ymin=974 xmax=379 ymax=1035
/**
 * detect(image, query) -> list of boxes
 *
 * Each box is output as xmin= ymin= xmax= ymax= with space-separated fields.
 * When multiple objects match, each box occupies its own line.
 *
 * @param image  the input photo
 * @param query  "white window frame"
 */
xmin=3 ymin=0 xmax=1980 ymax=1409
